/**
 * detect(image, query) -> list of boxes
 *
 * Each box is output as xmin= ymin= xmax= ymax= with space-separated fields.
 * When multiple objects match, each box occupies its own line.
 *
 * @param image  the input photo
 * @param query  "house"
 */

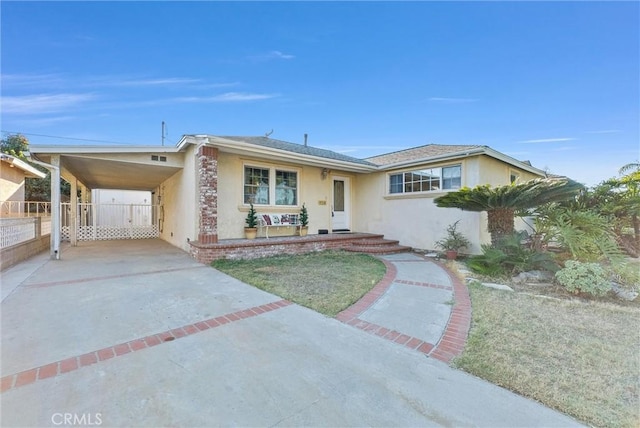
xmin=27 ymin=135 xmax=546 ymax=261
xmin=0 ymin=153 xmax=46 ymax=203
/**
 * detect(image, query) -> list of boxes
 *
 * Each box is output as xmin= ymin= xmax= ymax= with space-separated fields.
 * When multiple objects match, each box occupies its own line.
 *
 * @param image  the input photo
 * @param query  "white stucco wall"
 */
xmin=353 ymin=155 xmax=544 ymax=254
xmin=353 ymin=158 xmax=484 ymax=254
xmin=216 ymin=152 xmax=342 ymax=239
xmin=156 ymin=145 xmax=198 ymax=251
xmin=0 ymin=164 xmax=25 ymax=201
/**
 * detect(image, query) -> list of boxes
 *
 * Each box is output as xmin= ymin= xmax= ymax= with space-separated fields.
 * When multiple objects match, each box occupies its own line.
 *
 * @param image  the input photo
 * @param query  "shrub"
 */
xmin=555 ymin=260 xmax=611 ymax=296
xmin=609 ymin=262 xmax=640 ymax=291
xmin=467 ymin=232 xmax=558 ymax=276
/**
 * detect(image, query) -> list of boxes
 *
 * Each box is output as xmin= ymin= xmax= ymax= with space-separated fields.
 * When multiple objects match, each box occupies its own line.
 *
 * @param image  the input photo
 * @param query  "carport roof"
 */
xmin=27 ymin=145 xmax=184 ymax=191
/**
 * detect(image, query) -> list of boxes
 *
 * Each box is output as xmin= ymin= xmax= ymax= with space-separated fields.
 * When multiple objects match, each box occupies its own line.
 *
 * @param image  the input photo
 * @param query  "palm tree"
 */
xmin=619 ymin=161 xmax=640 ymax=176
xmin=434 ymin=177 xmax=584 ymax=246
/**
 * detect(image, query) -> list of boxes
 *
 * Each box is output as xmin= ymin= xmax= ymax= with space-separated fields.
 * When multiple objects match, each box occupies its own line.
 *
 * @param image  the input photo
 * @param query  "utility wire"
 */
xmin=1 ymin=130 xmax=171 ymax=146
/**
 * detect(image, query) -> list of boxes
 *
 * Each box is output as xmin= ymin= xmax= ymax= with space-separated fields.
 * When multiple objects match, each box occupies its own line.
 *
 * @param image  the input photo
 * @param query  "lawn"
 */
xmin=454 ymin=281 xmax=640 ymax=428
xmin=211 ymin=250 xmax=385 ymax=317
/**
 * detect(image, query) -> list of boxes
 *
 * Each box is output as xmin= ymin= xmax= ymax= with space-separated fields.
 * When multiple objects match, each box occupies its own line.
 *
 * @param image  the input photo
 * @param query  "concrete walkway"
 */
xmin=0 ymin=240 xmax=583 ymax=427
xmin=337 ymin=253 xmax=469 ymax=363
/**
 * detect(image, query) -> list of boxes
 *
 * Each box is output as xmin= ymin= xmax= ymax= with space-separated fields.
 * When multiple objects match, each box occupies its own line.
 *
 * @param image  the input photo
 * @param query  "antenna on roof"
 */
xmin=265 ymin=129 xmax=273 ymax=137
xmin=161 ymin=121 xmax=166 ymax=146
xmin=304 ymin=133 xmax=308 ymax=147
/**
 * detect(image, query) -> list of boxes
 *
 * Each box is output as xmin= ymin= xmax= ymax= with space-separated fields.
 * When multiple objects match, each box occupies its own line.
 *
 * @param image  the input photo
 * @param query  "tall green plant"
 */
xmin=534 ymin=203 xmax=623 ymax=263
xmin=467 ymin=232 xmax=558 ymax=276
xmin=299 ymin=203 xmax=309 ymax=227
xmin=245 ymin=203 xmax=258 ymax=228
xmin=435 ymin=178 xmax=583 ymax=246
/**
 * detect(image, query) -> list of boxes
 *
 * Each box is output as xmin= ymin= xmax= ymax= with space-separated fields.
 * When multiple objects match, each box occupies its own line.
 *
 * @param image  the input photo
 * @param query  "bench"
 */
xmin=257 ymin=213 xmax=300 ymax=238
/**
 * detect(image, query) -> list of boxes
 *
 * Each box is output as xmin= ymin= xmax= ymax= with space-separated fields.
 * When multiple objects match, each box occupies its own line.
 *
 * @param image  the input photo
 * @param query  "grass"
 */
xmin=454 ymin=281 xmax=640 ymax=428
xmin=211 ymin=250 xmax=385 ymax=317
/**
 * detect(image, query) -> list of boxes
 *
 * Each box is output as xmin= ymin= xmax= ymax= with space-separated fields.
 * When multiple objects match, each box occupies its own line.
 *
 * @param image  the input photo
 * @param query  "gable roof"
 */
xmin=366 ymin=144 xmax=482 ymax=166
xmin=364 ymin=143 xmax=546 ymax=176
xmin=217 ymin=136 xmax=377 ymax=167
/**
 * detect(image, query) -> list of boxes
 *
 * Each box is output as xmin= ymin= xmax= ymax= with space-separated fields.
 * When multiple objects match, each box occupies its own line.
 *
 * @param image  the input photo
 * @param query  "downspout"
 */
xmin=24 ymin=152 xmax=61 ymax=260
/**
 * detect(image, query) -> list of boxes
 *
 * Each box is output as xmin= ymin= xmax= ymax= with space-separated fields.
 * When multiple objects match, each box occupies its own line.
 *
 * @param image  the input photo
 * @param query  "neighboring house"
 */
xmin=0 ymin=153 xmax=46 ymax=202
xmin=28 ymin=135 xmax=546 ymax=259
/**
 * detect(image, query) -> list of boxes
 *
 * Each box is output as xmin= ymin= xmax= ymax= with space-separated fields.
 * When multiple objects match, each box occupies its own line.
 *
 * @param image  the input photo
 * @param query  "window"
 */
xmin=275 ymin=170 xmax=298 ymax=205
xmin=244 ymin=165 xmax=298 ymax=206
xmin=244 ymin=167 xmax=270 ymax=204
xmin=389 ymin=165 xmax=461 ymax=194
xmin=510 ymin=171 xmax=520 ymax=184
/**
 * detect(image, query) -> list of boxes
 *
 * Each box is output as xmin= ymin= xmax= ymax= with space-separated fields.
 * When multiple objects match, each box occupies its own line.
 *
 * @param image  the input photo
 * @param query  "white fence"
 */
xmin=1 ymin=201 xmax=51 ymax=218
xmin=0 ymin=201 xmax=159 ymax=243
xmin=61 ymin=203 xmax=159 ymax=241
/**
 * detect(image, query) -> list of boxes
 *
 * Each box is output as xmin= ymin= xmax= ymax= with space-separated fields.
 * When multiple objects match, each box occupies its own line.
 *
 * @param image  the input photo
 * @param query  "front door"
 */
xmin=332 ymin=177 xmax=350 ymax=231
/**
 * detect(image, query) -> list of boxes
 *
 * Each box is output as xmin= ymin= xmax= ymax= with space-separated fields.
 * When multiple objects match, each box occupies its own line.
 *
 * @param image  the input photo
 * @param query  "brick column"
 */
xmin=197 ymin=145 xmax=219 ymax=244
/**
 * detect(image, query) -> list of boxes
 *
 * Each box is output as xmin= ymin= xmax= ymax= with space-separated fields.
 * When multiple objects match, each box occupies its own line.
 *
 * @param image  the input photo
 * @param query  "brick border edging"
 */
xmin=426 ymin=257 xmax=472 ymax=363
xmin=336 ymin=254 xmax=471 ymax=364
xmin=0 ymin=299 xmax=291 ymax=394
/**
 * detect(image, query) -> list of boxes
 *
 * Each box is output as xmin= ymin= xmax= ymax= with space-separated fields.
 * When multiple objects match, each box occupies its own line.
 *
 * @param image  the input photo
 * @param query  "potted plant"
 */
xmin=298 ymin=203 xmax=309 ymax=237
xmin=245 ymin=203 xmax=258 ymax=239
xmin=435 ymin=220 xmax=470 ymax=260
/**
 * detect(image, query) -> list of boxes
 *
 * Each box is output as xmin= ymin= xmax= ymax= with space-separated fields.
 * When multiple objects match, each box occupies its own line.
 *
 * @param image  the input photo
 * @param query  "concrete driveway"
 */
xmin=1 ymin=239 xmax=582 ymax=427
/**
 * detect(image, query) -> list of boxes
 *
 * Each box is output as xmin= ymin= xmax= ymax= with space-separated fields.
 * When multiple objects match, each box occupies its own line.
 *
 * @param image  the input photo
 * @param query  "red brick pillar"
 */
xmin=197 ymin=145 xmax=218 ymax=244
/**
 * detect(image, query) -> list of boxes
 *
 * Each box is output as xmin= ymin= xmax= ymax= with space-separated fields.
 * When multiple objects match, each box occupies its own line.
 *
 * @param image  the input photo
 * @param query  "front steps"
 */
xmin=344 ymin=237 xmax=412 ymax=255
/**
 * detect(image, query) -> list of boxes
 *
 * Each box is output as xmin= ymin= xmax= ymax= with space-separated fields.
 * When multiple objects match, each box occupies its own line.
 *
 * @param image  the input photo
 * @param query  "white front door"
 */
xmin=331 ymin=176 xmax=350 ymax=231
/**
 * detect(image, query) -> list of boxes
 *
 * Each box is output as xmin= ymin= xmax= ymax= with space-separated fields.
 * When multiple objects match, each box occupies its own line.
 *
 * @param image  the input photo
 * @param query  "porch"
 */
xmin=189 ymin=233 xmax=412 ymax=264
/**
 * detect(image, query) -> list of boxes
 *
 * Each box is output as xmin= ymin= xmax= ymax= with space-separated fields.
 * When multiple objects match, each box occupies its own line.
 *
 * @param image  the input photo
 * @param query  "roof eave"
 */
xmin=377 ymin=146 xmax=546 ymax=176
xmin=482 ymin=147 xmax=547 ymax=176
xmin=377 ymin=147 xmax=487 ymax=170
xmin=0 ymin=154 xmax=47 ymax=178
xmin=28 ymin=145 xmax=184 ymax=155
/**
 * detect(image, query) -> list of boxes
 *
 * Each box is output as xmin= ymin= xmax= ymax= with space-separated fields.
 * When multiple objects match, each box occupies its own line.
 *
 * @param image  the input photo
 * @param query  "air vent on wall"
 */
xmin=151 ymin=155 xmax=167 ymax=162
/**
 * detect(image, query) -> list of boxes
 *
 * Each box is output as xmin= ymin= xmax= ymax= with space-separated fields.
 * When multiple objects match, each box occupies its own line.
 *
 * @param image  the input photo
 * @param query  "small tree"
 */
xmin=434 ymin=177 xmax=583 ymax=246
xmin=435 ymin=220 xmax=470 ymax=252
xmin=245 ymin=203 xmax=258 ymax=228
xmin=299 ymin=203 xmax=309 ymax=227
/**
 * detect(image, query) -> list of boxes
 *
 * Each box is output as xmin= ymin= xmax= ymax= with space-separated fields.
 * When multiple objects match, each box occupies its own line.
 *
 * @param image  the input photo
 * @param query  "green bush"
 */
xmin=555 ymin=260 xmax=611 ymax=296
xmin=609 ymin=262 xmax=640 ymax=291
xmin=467 ymin=232 xmax=558 ymax=276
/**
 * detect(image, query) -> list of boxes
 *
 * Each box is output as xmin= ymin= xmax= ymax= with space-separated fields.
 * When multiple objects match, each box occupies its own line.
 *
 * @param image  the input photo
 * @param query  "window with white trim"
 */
xmin=244 ymin=165 xmax=298 ymax=206
xmin=389 ymin=165 xmax=461 ymax=194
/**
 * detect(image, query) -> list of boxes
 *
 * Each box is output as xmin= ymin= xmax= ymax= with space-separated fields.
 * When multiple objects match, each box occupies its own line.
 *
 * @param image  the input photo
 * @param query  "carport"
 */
xmin=26 ymin=145 xmax=186 ymax=259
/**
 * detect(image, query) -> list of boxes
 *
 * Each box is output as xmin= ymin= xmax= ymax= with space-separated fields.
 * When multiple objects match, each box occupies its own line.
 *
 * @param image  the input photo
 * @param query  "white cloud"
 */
xmin=585 ymin=129 xmax=622 ymax=134
xmin=1 ymin=93 xmax=96 ymax=114
xmin=1 ymin=73 xmax=65 ymax=87
xmin=428 ymin=97 xmax=478 ymax=103
xmin=116 ymin=77 xmax=203 ymax=86
xmin=518 ymin=137 xmax=576 ymax=144
xmin=248 ymin=50 xmax=296 ymax=61
xmin=174 ymin=92 xmax=279 ymax=103
xmin=269 ymin=50 xmax=295 ymax=60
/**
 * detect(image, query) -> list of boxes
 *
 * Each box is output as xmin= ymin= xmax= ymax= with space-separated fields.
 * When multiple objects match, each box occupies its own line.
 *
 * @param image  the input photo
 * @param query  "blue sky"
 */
xmin=1 ymin=1 xmax=638 ymax=186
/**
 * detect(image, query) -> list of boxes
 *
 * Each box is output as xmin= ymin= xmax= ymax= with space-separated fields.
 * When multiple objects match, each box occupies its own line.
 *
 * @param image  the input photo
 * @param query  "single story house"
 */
xmin=27 ymin=135 xmax=545 ymax=261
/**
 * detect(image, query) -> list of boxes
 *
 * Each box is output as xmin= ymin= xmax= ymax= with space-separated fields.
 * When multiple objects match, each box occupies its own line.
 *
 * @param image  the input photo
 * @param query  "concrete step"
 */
xmin=344 ymin=236 xmax=411 ymax=255
xmin=344 ymin=244 xmax=412 ymax=255
xmin=349 ymin=238 xmax=400 ymax=247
